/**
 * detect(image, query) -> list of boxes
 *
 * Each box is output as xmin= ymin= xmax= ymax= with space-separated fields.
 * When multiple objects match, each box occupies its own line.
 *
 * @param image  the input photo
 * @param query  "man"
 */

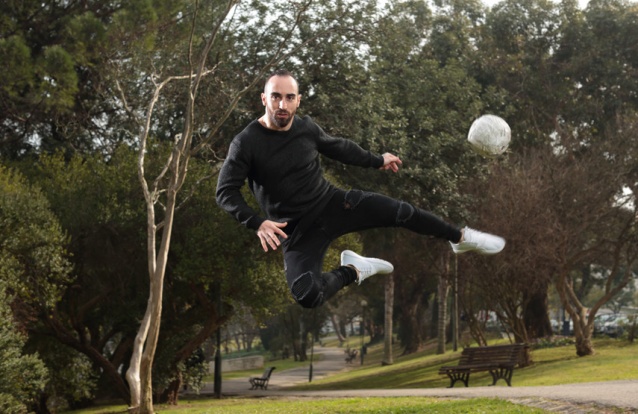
xmin=216 ymin=69 xmax=505 ymax=309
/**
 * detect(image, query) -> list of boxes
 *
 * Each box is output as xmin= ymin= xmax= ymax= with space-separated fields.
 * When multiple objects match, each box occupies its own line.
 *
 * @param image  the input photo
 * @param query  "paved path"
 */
xmin=198 ymin=346 xmax=638 ymax=413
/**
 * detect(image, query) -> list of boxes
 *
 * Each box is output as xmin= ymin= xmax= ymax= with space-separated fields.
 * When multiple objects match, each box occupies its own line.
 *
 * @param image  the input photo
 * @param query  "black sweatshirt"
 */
xmin=216 ymin=115 xmax=384 ymax=231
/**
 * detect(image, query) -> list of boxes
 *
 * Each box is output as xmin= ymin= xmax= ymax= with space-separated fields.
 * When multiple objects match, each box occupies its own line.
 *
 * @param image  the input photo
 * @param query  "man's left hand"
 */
xmin=380 ymin=152 xmax=402 ymax=173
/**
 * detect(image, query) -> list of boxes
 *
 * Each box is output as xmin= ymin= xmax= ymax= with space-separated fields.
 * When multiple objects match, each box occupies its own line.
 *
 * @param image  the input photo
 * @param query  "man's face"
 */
xmin=261 ymin=75 xmax=301 ymax=130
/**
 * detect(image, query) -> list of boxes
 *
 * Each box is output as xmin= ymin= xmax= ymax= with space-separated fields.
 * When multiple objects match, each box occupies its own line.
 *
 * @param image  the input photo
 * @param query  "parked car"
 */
xmin=602 ymin=314 xmax=631 ymax=337
xmin=594 ymin=313 xmax=617 ymax=335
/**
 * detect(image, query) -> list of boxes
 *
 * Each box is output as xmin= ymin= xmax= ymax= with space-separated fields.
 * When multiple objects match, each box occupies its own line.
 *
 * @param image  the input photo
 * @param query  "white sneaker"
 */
xmin=340 ymin=250 xmax=394 ymax=285
xmin=450 ymin=226 xmax=505 ymax=255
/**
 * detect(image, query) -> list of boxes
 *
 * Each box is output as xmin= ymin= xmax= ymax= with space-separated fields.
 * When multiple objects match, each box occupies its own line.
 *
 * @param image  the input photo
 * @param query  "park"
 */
xmin=1 ymin=0 xmax=638 ymax=413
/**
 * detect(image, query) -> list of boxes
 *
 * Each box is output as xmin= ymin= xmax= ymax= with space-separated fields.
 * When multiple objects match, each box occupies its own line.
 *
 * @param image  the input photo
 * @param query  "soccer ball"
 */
xmin=467 ymin=115 xmax=511 ymax=157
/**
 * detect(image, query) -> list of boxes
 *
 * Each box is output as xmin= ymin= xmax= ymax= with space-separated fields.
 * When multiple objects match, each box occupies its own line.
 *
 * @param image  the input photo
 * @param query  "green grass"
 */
xmin=66 ymin=337 xmax=637 ymax=413
xmin=516 ymin=339 xmax=638 ymax=386
xmin=68 ymin=397 xmax=547 ymax=413
xmin=289 ymin=337 xmax=638 ymax=390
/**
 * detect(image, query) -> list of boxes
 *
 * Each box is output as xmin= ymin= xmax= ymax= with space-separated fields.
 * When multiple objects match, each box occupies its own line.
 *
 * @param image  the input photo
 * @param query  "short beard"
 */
xmin=270 ymin=110 xmax=293 ymax=128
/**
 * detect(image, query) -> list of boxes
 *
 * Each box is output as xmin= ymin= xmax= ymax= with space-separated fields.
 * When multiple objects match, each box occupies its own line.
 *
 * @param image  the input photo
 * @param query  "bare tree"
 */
xmin=460 ymin=113 xmax=638 ymax=356
xmin=458 ymin=150 xmax=558 ymax=346
xmin=549 ymin=118 xmax=638 ymax=356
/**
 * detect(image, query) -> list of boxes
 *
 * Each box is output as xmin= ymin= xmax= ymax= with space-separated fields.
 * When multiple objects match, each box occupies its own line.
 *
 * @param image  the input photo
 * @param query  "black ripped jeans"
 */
xmin=281 ymin=188 xmax=462 ymax=308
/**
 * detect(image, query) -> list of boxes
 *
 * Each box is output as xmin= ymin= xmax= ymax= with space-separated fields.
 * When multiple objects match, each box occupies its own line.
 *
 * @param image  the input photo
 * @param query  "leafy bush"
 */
xmin=0 ymin=283 xmax=48 ymax=413
xmin=530 ymin=336 xmax=575 ymax=350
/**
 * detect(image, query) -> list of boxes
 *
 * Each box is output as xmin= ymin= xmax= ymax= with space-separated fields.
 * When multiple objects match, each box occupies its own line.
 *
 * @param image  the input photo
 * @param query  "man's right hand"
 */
xmin=257 ymin=220 xmax=288 ymax=252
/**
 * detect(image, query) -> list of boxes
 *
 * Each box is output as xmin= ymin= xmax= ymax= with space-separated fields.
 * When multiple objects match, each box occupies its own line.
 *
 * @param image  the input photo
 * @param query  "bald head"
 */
xmin=264 ymin=69 xmax=298 ymax=92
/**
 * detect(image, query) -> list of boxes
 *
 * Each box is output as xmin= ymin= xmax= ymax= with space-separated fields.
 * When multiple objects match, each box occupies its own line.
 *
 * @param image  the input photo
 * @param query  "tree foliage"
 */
xmin=0 ymin=283 xmax=48 ymax=414
xmin=0 ymin=165 xmax=72 ymax=313
xmin=459 ymin=0 xmax=638 ymax=353
xmin=0 ymin=167 xmax=65 ymax=412
xmin=0 ymin=0 xmax=176 ymax=156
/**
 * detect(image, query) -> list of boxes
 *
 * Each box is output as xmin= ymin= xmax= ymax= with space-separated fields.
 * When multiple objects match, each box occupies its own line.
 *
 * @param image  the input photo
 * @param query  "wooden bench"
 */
xmin=249 ymin=366 xmax=276 ymax=390
xmin=438 ymin=343 xmax=527 ymax=388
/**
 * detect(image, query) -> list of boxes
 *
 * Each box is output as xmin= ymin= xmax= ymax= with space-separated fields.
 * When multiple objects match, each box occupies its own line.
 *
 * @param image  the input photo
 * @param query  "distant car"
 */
xmin=602 ymin=314 xmax=631 ymax=337
xmin=594 ymin=313 xmax=616 ymax=335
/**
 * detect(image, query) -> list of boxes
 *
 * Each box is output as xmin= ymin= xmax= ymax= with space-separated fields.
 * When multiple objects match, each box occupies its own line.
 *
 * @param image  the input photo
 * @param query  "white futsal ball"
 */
xmin=467 ymin=115 xmax=511 ymax=157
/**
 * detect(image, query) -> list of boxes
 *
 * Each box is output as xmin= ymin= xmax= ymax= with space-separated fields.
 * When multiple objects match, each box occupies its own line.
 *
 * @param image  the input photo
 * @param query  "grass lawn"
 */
xmin=289 ymin=337 xmax=638 ymax=390
xmin=66 ymin=337 xmax=637 ymax=413
xmin=68 ymin=397 xmax=548 ymax=413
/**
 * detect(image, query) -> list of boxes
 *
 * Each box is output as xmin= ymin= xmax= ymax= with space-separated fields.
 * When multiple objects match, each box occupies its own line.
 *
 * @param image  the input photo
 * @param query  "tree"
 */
xmin=468 ymin=0 xmax=638 ymax=352
xmin=295 ymin=0 xmax=488 ymax=355
xmin=392 ymin=236 xmax=441 ymax=353
xmin=549 ymin=117 xmax=638 ymax=355
xmin=0 ymin=166 xmax=72 ymax=308
xmin=30 ymin=337 xmax=98 ymax=413
xmin=0 ymin=166 xmax=73 ymax=412
xmin=155 ymin=155 xmax=289 ymax=403
xmin=460 ymin=117 xmax=638 ymax=354
xmin=0 ymin=0 xmax=168 ymax=157
xmin=367 ymin=0 xmax=486 ymax=354
xmin=0 ymin=283 xmax=48 ymax=414
xmin=117 ymin=3 xmax=277 ymax=410
xmin=457 ymin=151 xmax=561 ymax=345
xmin=18 ymin=144 xmax=288 ymax=407
xmin=23 ymin=148 xmax=146 ymax=405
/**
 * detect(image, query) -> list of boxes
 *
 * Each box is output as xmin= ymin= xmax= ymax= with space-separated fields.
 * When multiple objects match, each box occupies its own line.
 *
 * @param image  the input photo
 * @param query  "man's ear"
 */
xmin=261 ymin=92 xmax=266 ymax=106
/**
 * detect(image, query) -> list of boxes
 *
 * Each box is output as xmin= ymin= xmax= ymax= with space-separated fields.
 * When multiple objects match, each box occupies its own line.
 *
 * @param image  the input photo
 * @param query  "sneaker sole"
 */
xmin=450 ymin=241 xmax=505 ymax=255
xmin=341 ymin=250 xmax=394 ymax=273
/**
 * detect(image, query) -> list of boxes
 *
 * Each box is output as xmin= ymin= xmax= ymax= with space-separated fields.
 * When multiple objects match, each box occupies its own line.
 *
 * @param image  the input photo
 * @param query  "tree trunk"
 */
xmin=555 ymin=272 xmax=595 ymax=357
xmin=523 ymin=285 xmax=553 ymax=339
xmin=153 ymin=285 xmax=227 ymax=406
xmin=126 ymin=299 xmax=151 ymax=412
xmin=140 ymin=191 xmax=177 ymax=413
xmin=127 ymin=148 xmax=180 ymax=414
xmin=437 ymin=274 xmax=449 ymax=354
xmin=44 ymin=317 xmax=131 ymax=403
xmin=330 ymin=314 xmax=346 ymax=345
xmin=299 ymin=320 xmax=309 ymax=361
xmin=575 ymin=334 xmax=594 ymax=356
xmin=161 ymin=372 xmax=182 ymax=405
xmin=400 ymin=301 xmax=425 ymax=355
xmin=382 ymin=274 xmax=394 ymax=366
xmin=139 ymin=280 xmax=162 ymax=412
